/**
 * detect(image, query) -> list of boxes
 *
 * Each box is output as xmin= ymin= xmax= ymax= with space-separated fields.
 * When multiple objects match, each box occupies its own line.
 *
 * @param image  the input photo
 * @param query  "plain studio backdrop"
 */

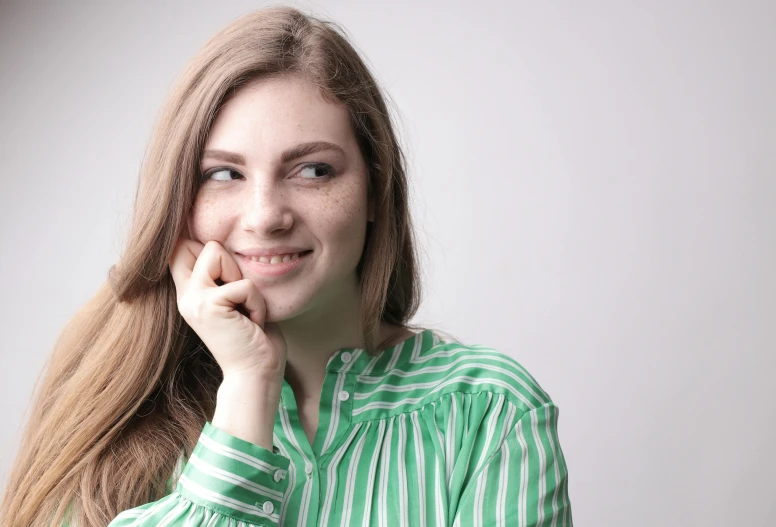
xmin=1 ymin=1 xmax=774 ymax=525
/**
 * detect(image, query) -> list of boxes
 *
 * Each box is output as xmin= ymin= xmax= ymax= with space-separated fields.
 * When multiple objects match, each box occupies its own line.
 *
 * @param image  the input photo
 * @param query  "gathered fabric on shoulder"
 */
xmin=108 ymin=329 xmax=573 ymax=527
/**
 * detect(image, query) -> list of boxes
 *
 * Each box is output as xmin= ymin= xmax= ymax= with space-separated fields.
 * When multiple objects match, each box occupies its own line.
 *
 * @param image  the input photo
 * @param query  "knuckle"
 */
xmin=178 ymin=293 xmax=206 ymax=320
xmin=203 ymin=240 xmax=222 ymax=252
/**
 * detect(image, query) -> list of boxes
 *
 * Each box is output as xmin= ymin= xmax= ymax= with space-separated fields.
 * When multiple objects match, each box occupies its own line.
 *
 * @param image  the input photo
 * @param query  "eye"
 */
xmin=298 ymin=163 xmax=336 ymax=180
xmin=201 ymin=167 xmax=241 ymax=182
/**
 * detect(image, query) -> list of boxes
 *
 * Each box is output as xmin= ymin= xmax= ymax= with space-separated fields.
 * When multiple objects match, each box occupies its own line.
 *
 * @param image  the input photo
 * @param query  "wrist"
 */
xmin=221 ymin=366 xmax=284 ymax=386
xmin=213 ymin=373 xmax=284 ymax=450
xmin=217 ymin=371 xmax=283 ymax=405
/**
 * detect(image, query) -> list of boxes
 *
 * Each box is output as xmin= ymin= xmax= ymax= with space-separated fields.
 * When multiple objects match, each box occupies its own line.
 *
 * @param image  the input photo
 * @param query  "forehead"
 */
xmin=205 ymin=74 xmax=354 ymax=153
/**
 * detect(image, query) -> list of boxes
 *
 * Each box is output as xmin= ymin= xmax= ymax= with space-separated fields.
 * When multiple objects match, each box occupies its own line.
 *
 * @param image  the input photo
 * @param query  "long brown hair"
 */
xmin=0 ymin=6 xmax=429 ymax=526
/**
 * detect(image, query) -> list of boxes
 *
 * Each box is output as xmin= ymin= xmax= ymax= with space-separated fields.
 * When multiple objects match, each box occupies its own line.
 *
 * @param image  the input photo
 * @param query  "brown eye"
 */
xmin=298 ymin=163 xmax=336 ymax=179
xmin=201 ymin=168 xmax=241 ymax=182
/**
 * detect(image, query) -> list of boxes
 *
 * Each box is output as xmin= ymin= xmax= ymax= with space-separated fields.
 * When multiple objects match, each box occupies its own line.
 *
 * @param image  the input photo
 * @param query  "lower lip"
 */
xmin=237 ymin=251 xmax=312 ymax=277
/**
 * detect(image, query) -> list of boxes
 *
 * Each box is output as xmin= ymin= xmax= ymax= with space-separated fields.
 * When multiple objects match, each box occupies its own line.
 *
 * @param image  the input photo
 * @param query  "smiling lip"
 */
xmin=237 ymin=246 xmax=310 ymax=258
xmin=236 ymin=250 xmax=312 ymax=277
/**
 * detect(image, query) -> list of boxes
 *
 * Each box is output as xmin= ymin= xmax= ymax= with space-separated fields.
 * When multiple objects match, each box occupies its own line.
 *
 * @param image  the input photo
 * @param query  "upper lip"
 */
xmin=236 ymin=246 xmax=311 ymax=257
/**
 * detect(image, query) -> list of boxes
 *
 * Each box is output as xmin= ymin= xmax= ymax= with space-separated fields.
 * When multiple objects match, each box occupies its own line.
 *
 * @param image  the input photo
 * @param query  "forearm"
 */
xmin=212 ymin=372 xmax=283 ymax=450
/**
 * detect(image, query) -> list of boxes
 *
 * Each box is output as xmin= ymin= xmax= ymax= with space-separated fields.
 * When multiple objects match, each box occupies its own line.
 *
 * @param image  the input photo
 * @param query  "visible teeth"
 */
xmin=249 ymin=252 xmax=304 ymax=264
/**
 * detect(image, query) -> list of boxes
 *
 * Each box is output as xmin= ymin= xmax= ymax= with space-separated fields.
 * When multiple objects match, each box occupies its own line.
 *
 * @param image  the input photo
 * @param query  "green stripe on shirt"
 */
xmin=108 ymin=329 xmax=573 ymax=526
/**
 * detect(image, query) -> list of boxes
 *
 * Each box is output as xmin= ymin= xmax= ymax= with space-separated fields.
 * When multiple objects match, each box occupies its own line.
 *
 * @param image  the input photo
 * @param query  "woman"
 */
xmin=0 ymin=6 xmax=572 ymax=526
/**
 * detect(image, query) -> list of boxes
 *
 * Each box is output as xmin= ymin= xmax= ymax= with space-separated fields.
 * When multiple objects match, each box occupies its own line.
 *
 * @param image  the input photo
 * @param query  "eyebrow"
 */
xmin=201 ymin=141 xmax=345 ymax=165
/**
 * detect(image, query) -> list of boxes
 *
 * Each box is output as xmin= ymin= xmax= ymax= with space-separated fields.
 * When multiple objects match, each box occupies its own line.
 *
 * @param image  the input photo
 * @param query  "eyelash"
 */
xmin=200 ymin=163 xmax=336 ymax=183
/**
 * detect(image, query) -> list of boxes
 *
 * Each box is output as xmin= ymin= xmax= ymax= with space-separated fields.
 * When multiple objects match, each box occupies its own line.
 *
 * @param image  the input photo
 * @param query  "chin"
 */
xmin=259 ymin=290 xmax=313 ymax=323
xmin=263 ymin=307 xmax=297 ymax=323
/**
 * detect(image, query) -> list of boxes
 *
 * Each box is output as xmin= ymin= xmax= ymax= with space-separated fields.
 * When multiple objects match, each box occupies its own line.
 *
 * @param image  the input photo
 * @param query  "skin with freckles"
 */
xmin=188 ymin=73 xmax=372 ymax=325
xmin=186 ymin=74 xmax=410 ymax=434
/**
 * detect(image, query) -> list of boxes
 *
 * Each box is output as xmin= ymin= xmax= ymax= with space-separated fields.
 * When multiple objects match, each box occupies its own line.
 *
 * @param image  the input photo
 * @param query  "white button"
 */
xmin=338 ymin=390 xmax=350 ymax=401
xmin=272 ymin=469 xmax=284 ymax=482
xmin=305 ymin=461 xmax=313 ymax=475
xmin=341 ymin=351 xmax=352 ymax=363
xmin=262 ymin=501 xmax=274 ymax=514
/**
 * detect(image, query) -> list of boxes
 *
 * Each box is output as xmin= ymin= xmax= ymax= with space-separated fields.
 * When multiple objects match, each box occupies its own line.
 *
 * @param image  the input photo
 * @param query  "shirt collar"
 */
xmin=325 ymin=329 xmax=435 ymax=375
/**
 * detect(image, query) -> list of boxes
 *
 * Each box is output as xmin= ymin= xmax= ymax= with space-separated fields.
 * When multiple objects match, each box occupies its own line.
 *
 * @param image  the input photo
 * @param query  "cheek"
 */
xmin=317 ymin=181 xmax=369 ymax=251
xmin=188 ymin=195 xmax=233 ymax=242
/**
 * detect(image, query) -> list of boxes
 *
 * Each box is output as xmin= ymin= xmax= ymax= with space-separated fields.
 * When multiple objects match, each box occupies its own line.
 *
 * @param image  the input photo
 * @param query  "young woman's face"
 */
xmin=187 ymin=74 xmax=373 ymax=322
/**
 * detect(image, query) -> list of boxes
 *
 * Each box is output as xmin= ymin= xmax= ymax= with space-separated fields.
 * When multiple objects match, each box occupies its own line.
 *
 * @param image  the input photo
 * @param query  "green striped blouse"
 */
xmin=107 ymin=329 xmax=573 ymax=526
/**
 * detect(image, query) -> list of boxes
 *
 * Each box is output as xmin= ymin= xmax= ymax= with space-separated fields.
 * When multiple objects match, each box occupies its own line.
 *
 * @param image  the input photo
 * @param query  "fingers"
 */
xmin=213 ymin=279 xmax=267 ymax=328
xmin=168 ymin=237 xmax=261 ymax=324
xmin=190 ymin=241 xmax=242 ymax=287
xmin=168 ymin=237 xmax=202 ymax=296
xmin=169 ymin=238 xmax=242 ymax=290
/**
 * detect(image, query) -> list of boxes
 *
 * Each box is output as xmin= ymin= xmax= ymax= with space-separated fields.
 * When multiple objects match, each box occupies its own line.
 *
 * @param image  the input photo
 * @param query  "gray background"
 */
xmin=1 ymin=1 xmax=774 ymax=525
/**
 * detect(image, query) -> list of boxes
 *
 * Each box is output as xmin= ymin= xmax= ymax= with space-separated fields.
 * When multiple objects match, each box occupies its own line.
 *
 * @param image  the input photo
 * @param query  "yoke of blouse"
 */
xmin=108 ymin=329 xmax=573 ymax=526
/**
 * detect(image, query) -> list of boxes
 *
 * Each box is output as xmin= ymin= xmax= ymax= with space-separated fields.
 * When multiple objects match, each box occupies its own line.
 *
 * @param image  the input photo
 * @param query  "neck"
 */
xmin=277 ymin=273 xmax=366 ymax=400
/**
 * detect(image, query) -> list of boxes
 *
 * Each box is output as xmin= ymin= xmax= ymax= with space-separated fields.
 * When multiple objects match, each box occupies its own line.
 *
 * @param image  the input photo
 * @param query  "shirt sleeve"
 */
xmin=107 ymin=421 xmax=291 ymax=527
xmin=449 ymin=401 xmax=573 ymax=526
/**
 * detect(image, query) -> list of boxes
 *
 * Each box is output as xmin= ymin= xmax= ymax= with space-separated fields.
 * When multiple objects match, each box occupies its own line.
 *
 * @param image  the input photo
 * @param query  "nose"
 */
xmin=239 ymin=178 xmax=294 ymax=235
